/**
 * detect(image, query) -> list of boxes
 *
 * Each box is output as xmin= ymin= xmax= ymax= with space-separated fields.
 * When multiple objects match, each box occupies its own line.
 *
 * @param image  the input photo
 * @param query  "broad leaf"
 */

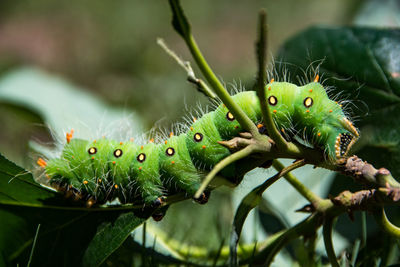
xmin=0 ymin=154 xmax=146 ymax=266
xmin=277 ymin=27 xmax=400 ymax=176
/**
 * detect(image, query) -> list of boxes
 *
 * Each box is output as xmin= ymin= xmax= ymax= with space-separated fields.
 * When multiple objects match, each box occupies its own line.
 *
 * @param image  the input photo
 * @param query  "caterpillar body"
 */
xmin=38 ymin=80 xmax=359 ymax=218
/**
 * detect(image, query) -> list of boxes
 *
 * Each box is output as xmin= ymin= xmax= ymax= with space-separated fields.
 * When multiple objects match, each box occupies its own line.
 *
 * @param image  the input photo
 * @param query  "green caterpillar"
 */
xmin=37 ymin=78 xmax=359 ymax=219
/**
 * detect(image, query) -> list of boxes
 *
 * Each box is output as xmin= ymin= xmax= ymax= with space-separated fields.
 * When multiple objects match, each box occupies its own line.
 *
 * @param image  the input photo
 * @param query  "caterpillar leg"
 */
xmin=151 ymin=205 xmax=169 ymax=221
xmin=151 ymin=196 xmax=166 ymax=208
xmin=193 ymin=190 xmax=210 ymax=204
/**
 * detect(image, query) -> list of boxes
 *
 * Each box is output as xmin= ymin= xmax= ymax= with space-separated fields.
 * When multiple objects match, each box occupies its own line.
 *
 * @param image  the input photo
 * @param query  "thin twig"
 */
xmin=254 ymin=10 xmax=287 ymax=149
xmin=157 ymin=38 xmax=217 ymax=99
xmin=194 ymin=145 xmax=255 ymax=199
xmin=272 ymin=160 xmax=322 ymax=205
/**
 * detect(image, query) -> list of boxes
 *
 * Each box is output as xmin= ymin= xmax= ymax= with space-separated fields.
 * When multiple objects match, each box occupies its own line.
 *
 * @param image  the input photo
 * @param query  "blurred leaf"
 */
xmin=354 ymin=0 xmax=400 ymax=27
xmin=0 ymin=68 xmax=143 ymax=143
xmin=169 ymin=0 xmax=191 ymax=39
xmin=277 ymin=27 xmax=400 ymax=176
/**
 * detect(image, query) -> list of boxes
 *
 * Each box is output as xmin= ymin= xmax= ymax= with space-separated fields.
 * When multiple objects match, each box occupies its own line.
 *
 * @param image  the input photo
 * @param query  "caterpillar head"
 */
xmin=299 ymin=82 xmax=359 ymax=161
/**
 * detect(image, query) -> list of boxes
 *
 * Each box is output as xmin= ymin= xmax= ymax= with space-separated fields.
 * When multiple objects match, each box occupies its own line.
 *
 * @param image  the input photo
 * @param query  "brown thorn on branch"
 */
xmin=341 ymin=156 xmax=400 ymax=189
xmin=331 ymin=189 xmax=377 ymax=211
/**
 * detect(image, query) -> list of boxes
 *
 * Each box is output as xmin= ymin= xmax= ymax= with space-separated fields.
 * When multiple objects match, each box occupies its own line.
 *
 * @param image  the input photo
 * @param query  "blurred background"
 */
xmin=1 ymin=0 xmax=399 ymax=265
xmin=0 ymin=0 xmax=364 ymax=167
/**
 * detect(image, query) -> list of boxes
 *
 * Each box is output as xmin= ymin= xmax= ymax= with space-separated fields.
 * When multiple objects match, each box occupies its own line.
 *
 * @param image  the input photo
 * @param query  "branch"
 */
xmin=341 ymin=156 xmax=400 ymax=188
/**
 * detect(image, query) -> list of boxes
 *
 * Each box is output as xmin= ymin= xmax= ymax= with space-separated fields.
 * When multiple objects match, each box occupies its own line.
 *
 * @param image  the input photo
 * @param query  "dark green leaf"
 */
xmin=169 ymin=0 xmax=191 ymax=38
xmin=277 ymin=26 xmax=400 ymax=176
xmin=82 ymin=212 xmax=145 ymax=267
xmin=0 ymin=153 xmax=148 ymax=266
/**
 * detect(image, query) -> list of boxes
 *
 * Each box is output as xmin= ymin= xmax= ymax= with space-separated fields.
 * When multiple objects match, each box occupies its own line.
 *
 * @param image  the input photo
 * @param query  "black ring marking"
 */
xmin=194 ymin=132 xmax=203 ymax=142
xmin=226 ymin=111 xmax=235 ymax=121
xmin=114 ymin=149 xmax=123 ymax=158
xmin=88 ymin=147 xmax=97 ymax=155
xmin=268 ymin=95 xmax=277 ymax=106
xmin=166 ymin=147 xmax=175 ymax=156
xmin=303 ymin=97 xmax=313 ymax=108
xmin=137 ymin=153 xmax=146 ymax=163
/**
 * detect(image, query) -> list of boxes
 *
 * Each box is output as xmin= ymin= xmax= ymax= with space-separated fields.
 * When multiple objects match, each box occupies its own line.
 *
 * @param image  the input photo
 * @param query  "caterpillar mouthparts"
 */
xmin=336 ymin=133 xmax=356 ymax=158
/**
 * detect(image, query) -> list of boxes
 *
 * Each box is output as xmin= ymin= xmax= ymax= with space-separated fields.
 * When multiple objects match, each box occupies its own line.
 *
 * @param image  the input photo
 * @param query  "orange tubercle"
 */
xmin=306 ymin=110 xmax=310 ymax=113
xmin=130 ymin=137 xmax=134 ymax=142
xmin=314 ymin=74 xmax=319 ymax=82
xmin=112 ymin=161 xmax=116 ymax=164
xmin=202 ymin=145 xmax=206 ymax=149
xmin=329 ymin=110 xmax=333 ymax=113
xmin=139 ymin=166 xmax=143 ymax=171
xmin=91 ymin=156 xmax=95 ymax=160
xmin=164 ymin=140 xmax=168 ymax=144
xmin=270 ymin=78 xmax=274 ymax=83
xmin=309 ymin=89 xmax=313 ymax=93
xmin=149 ymin=138 xmax=154 ymax=143
xmin=171 ymin=161 xmax=175 ymax=164
xmin=190 ymin=127 xmax=193 ymax=131
xmin=119 ymin=142 xmax=123 ymax=145
xmin=169 ymin=132 xmax=174 ymax=137
xmin=140 ymin=145 xmax=144 ymax=150
xmin=83 ymin=180 xmax=88 ymax=185
xmin=114 ymin=184 xmax=118 ymax=189
xmin=317 ymin=132 xmax=321 ymax=137
xmin=66 ymin=129 xmax=74 ymax=144
xmin=273 ymin=110 xmax=277 ymax=114
xmin=257 ymin=123 xmax=263 ymax=129
xmin=37 ymin=158 xmax=47 ymax=168
xmin=268 ymin=87 xmax=271 ymax=91
xmin=193 ymin=117 xmax=197 ymax=122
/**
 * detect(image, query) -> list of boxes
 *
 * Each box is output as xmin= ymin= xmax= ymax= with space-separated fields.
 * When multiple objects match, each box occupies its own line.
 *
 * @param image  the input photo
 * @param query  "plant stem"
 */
xmin=255 ymin=10 xmax=288 ymax=149
xmin=272 ymin=160 xmax=322 ymax=204
xmin=169 ymin=0 xmax=259 ymax=136
xmin=194 ymin=144 xmax=255 ymax=199
xmin=323 ymin=217 xmax=339 ymax=267
xmin=373 ymin=207 xmax=400 ymax=238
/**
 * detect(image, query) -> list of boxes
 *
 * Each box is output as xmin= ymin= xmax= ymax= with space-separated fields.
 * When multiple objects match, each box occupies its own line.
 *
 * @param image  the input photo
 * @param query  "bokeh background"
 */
xmin=0 ymin=0 xmax=364 ymax=167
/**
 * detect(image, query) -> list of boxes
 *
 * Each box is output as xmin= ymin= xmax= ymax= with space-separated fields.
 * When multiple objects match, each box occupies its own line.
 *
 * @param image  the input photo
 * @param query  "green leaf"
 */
xmin=0 ymin=153 xmax=60 ymax=207
xmin=169 ymin=0 xmax=191 ymax=39
xmin=83 ymin=212 xmax=145 ymax=267
xmin=277 ymin=26 xmax=400 ymax=176
xmin=0 ymin=153 xmax=148 ymax=266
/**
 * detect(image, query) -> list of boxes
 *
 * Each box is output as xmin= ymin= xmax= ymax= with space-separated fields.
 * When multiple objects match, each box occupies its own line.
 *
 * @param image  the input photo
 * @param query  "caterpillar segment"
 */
xmin=39 ymin=80 xmax=359 ymax=218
